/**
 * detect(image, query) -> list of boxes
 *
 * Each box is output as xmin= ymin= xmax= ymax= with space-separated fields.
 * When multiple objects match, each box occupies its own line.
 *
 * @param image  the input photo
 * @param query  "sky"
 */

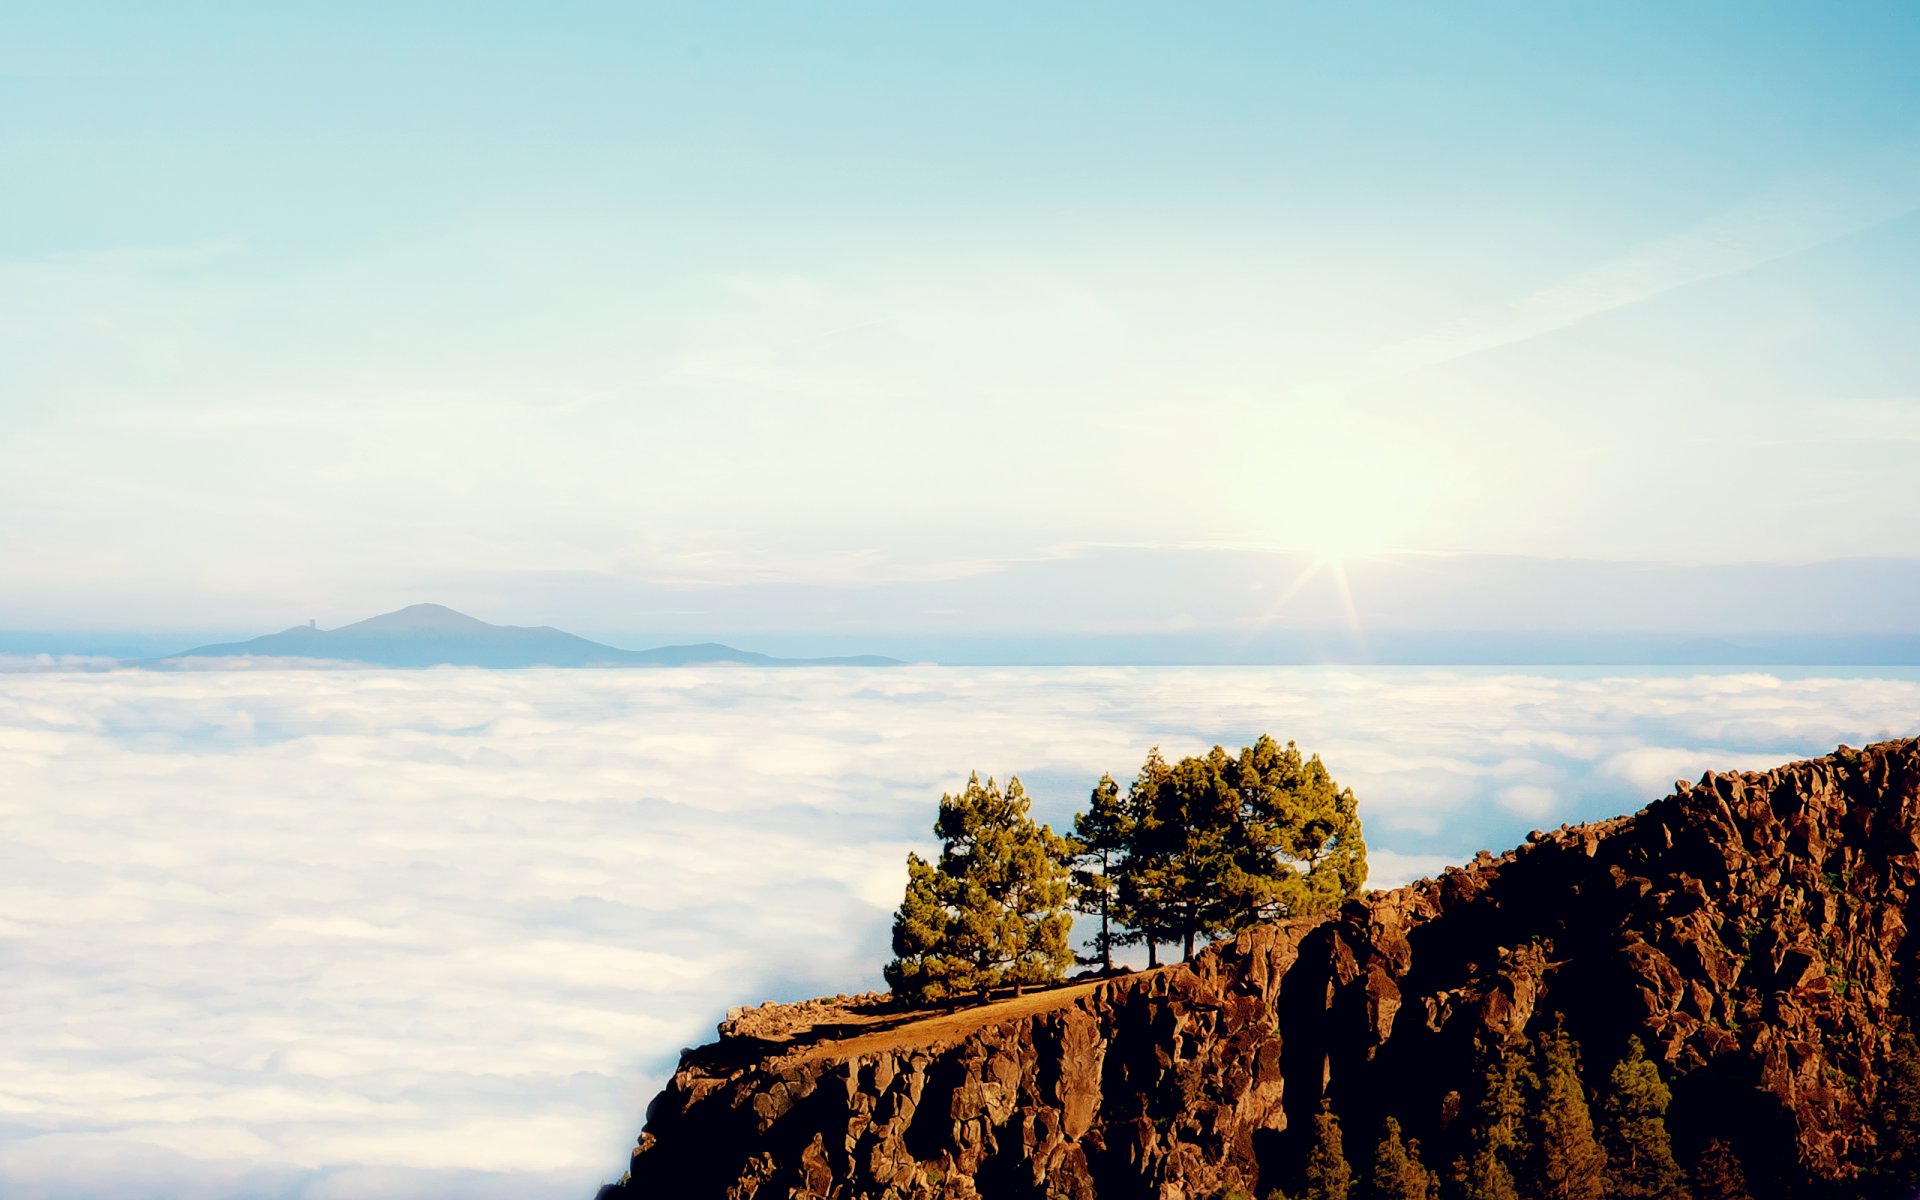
xmin=4 ymin=4 xmax=1919 ymax=648
xmin=6 ymin=665 xmax=1919 ymax=1199
xmin=7 ymin=15 xmax=1920 ymax=1196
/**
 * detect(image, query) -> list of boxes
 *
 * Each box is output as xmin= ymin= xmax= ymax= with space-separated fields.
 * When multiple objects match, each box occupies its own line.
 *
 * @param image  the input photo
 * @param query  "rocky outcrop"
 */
xmin=601 ymin=738 xmax=1920 ymax=1198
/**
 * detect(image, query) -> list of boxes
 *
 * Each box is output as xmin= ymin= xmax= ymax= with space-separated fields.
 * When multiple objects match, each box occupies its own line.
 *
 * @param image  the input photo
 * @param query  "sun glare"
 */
xmin=1293 ymin=506 xmax=1400 ymax=566
xmin=1233 ymin=504 xmax=1401 ymax=654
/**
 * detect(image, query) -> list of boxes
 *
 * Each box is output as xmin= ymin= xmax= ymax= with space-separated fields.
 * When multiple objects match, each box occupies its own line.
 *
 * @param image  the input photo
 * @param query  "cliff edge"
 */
xmin=601 ymin=738 xmax=1920 ymax=1198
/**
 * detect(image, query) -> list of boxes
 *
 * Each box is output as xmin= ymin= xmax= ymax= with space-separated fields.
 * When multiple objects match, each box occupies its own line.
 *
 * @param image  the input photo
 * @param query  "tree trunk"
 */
xmin=1183 ymin=928 xmax=1195 ymax=961
xmin=1147 ymin=941 xmax=1159 ymax=969
xmin=1099 ymin=893 xmax=1112 ymax=974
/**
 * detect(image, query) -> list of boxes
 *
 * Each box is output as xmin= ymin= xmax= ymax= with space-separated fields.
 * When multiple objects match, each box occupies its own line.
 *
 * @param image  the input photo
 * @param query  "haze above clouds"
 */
xmin=4 ymin=666 xmax=1917 ymax=1199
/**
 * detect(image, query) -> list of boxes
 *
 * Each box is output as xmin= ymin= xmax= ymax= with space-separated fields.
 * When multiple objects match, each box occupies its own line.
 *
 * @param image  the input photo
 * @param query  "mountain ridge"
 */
xmin=600 ymin=737 xmax=1920 ymax=1198
xmin=161 ymin=603 xmax=901 ymax=669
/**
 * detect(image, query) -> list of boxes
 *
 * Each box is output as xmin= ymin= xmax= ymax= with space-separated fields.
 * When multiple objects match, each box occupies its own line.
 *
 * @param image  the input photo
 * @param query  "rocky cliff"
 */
xmin=601 ymin=738 xmax=1920 ymax=1198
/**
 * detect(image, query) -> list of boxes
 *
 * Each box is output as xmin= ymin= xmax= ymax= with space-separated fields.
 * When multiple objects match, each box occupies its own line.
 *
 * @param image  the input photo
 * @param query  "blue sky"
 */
xmin=4 ymin=4 xmax=1918 ymax=642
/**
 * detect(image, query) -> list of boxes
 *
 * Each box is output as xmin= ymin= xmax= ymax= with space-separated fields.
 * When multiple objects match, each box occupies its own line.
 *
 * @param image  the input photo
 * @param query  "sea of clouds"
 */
xmin=3 ymin=666 xmax=1917 ymax=1199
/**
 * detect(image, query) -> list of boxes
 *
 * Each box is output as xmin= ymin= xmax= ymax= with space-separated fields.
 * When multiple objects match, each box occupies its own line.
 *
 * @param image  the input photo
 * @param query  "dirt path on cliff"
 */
xmin=790 ymin=975 xmax=1139 ymax=1065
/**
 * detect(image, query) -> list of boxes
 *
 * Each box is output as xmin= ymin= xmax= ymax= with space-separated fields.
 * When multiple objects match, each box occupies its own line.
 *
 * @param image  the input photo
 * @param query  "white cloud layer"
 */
xmin=2 ymin=666 xmax=1916 ymax=1199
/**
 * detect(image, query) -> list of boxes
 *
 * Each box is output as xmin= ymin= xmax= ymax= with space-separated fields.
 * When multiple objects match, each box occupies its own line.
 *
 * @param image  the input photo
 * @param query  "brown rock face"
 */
xmin=602 ymin=738 xmax=1920 ymax=1199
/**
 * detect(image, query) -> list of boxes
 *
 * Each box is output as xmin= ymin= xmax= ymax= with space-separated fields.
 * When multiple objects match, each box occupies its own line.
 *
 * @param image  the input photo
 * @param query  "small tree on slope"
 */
xmin=1365 ymin=1118 xmax=1436 ymax=1200
xmin=884 ymin=773 xmax=1074 ymax=1004
xmin=1870 ymin=1028 xmax=1920 ymax=1196
xmin=1294 ymin=1100 xmax=1354 ymax=1200
xmin=1528 ymin=1026 xmax=1608 ymax=1200
xmin=1450 ymin=1145 xmax=1519 ymax=1200
xmin=1599 ymin=1037 xmax=1689 ymax=1200
xmin=1690 ymin=1140 xmax=1753 ymax=1200
xmin=1450 ymin=1036 xmax=1535 ymax=1200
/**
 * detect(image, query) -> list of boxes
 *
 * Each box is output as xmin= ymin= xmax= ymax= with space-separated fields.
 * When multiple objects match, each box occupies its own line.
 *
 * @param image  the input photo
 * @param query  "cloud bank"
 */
xmin=2 ymin=666 xmax=1916 ymax=1198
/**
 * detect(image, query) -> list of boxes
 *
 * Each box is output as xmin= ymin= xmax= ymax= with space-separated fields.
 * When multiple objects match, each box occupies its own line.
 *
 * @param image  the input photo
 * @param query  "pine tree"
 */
xmin=1298 ymin=1100 xmax=1353 ymax=1200
xmin=1110 ymin=748 xmax=1177 ymax=967
xmin=1451 ymin=1039 xmax=1532 ymax=1200
xmin=1096 ymin=737 xmax=1368 ymax=964
xmin=886 ymin=851 xmax=954 ymax=991
xmin=1232 ymin=735 xmax=1368 ymax=922
xmin=1162 ymin=747 xmax=1244 ymax=959
xmin=883 ymin=774 xmax=1075 ymax=1004
xmin=1873 ymin=1029 xmax=1920 ymax=1193
xmin=1450 ymin=1145 xmax=1519 ymax=1200
xmin=1599 ymin=1038 xmax=1688 ymax=1200
xmin=1528 ymin=1026 xmax=1607 ymax=1200
xmin=1690 ymin=1140 xmax=1752 ymax=1200
xmin=1071 ymin=773 xmax=1129 ymax=973
xmin=1365 ymin=1118 xmax=1435 ymax=1200
xmin=1465 ymin=1038 xmax=1536 ymax=1169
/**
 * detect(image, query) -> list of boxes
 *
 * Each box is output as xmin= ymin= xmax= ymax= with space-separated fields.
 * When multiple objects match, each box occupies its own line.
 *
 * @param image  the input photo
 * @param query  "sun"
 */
xmin=1294 ymin=512 xmax=1397 ymax=567
xmin=1232 ymin=507 xmax=1403 ymax=659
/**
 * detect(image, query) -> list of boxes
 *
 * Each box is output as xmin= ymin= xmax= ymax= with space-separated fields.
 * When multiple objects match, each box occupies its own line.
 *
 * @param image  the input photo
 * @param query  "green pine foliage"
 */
xmin=1449 ymin=1146 xmax=1519 ymax=1200
xmin=1529 ymin=1026 xmax=1608 ymax=1200
xmin=1476 ymin=1041 xmax=1535 ymax=1158
xmin=1148 ymin=747 xmax=1245 ymax=960
xmin=1872 ymin=1029 xmax=1920 ymax=1194
xmin=1300 ymin=1101 xmax=1354 ymax=1200
xmin=1365 ymin=1118 xmax=1436 ymax=1200
xmin=890 ymin=736 xmax=1365 ymax=996
xmin=1111 ymin=747 xmax=1179 ymax=966
xmin=1599 ymin=1038 xmax=1689 ymax=1200
xmin=883 ymin=773 xmax=1075 ymax=1004
xmin=1450 ymin=1037 xmax=1537 ymax=1199
xmin=1690 ymin=1139 xmax=1752 ymax=1200
xmin=1100 ymin=735 xmax=1367 ymax=963
xmin=1071 ymin=773 xmax=1129 ymax=973
xmin=1233 ymin=734 xmax=1368 ymax=918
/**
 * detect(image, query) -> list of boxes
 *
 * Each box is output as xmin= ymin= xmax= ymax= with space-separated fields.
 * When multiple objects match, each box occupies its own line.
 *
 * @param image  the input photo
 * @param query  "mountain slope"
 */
xmin=602 ymin=738 xmax=1920 ymax=1199
xmin=163 ymin=604 xmax=899 ymax=668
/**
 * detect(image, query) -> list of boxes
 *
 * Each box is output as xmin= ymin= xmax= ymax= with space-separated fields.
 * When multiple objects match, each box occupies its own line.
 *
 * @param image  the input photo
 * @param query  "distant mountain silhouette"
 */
xmin=162 ymin=604 xmax=900 ymax=669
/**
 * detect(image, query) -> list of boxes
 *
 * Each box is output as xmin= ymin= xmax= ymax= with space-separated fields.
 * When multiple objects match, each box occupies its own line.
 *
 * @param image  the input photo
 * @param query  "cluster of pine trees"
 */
xmin=1273 ymin=1019 xmax=1920 ymax=1200
xmin=1076 ymin=735 xmax=1367 ymax=968
xmin=877 ymin=750 xmax=1920 ymax=1197
xmin=884 ymin=735 xmax=1367 ymax=1004
xmin=1279 ymin=1031 xmax=1719 ymax=1200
